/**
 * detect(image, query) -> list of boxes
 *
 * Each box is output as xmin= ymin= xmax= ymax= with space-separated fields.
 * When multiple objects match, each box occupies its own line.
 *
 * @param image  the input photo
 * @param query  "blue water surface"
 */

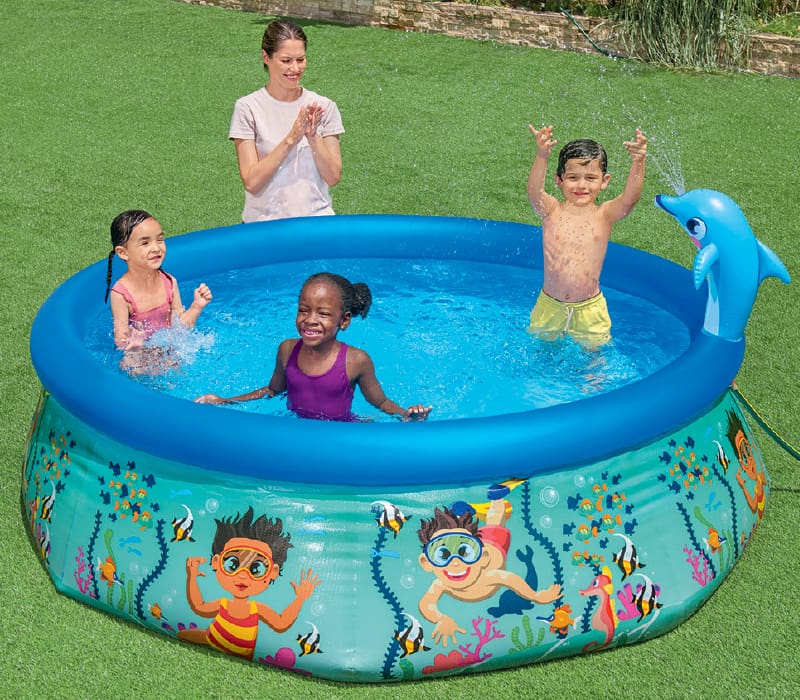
xmin=88 ymin=258 xmax=690 ymax=421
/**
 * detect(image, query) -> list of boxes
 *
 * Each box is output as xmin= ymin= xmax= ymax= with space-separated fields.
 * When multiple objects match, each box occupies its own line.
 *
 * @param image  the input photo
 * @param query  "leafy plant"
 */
xmin=756 ymin=10 xmax=800 ymax=35
xmin=611 ymin=0 xmax=758 ymax=69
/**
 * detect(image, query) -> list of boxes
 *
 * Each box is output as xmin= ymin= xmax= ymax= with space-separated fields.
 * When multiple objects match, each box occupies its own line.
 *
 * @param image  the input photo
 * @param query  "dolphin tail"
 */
xmin=756 ymin=240 xmax=791 ymax=285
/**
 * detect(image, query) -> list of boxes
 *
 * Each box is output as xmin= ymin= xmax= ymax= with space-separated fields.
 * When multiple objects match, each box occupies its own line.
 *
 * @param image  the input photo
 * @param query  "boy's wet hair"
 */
xmin=417 ymin=506 xmax=480 ymax=547
xmin=104 ymin=209 xmax=153 ymax=303
xmin=556 ymin=138 xmax=608 ymax=178
xmin=262 ymin=19 xmax=307 ymax=58
xmin=303 ymin=272 xmax=372 ymax=319
xmin=211 ymin=506 xmax=293 ymax=573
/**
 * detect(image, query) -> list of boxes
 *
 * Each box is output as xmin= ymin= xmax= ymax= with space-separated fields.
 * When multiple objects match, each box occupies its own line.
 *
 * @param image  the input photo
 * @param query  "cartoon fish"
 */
xmin=599 ymin=512 xmax=622 ymax=533
xmin=394 ymin=613 xmax=430 ymax=658
xmin=609 ymin=492 xmax=627 ymax=509
xmin=571 ymin=551 xmax=587 ymax=566
xmin=36 ymin=522 xmax=51 ymax=560
xmin=294 ymin=515 xmax=328 ymax=537
xmin=537 ymin=604 xmax=576 ymax=639
xmin=705 ymin=493 xmax=722 ymax=512
xmin=703 ymin=527 xmax=727 ymax=554
xmin=611 ymin=533 xmax=645 ymax=581
xmin=633 ymin=573 xmax=662 ymax=621
xmin=655 ymin=189 xmax=790 ymax=341
xmin=149 ymin=602 xmax=167 ymax=621
xmin=137 ymin=510 xmax=154 ymax=530
xmin=297 ymin=622 xmax=323 ymax=656
xmin=97 ymin=556 xmax=124 ymax=587
xmin=39 ymin=481 xmax=56 ymax=522
xmin=171 ymin=504 xmax=194 ymax=542
xmin=370 ymin=500 xmax=410 ymax=538
xmin=28 ymin=495 xmax=40 ymax=522
xmin=713 ymin=441 xmax=730 ymax=472
xmin=575 ymin=523 xmax=591 ymax=542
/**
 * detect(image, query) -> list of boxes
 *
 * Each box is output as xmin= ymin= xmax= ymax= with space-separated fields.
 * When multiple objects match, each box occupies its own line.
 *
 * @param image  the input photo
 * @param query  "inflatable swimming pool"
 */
xmin=23 ymin=191 xmax=789 ymax=682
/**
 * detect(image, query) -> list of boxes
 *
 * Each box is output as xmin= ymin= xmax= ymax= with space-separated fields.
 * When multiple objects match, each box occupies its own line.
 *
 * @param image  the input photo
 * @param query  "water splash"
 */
xmin=594 ymin=61 xmax=687 ymax=194
xmin=643 ymin=128 xmax=686 ymax=195
xmin=149 ymin=323 xmax=216 ymax=365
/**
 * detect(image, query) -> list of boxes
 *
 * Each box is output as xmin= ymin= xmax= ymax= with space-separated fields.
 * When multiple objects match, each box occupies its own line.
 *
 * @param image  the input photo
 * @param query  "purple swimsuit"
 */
xmin=111 ymin=271 xmax=174 ymax=340
xmin=285 ymin=341 xmax=356 ymax=422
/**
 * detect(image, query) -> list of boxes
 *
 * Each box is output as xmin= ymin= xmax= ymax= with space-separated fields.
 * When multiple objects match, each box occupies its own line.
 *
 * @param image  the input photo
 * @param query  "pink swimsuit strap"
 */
xmin=111 ymin=270 xmax=174 ymax=338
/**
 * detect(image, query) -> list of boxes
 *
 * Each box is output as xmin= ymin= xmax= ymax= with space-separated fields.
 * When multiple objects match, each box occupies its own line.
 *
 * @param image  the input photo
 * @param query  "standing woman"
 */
xmin=229 ymin=20 xmax=344 ymax=222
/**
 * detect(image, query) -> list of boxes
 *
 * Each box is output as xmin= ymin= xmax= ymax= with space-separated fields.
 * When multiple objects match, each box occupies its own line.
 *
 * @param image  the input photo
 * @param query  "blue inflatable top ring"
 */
xmin=30 ymin=213 xmax=744 ymax=487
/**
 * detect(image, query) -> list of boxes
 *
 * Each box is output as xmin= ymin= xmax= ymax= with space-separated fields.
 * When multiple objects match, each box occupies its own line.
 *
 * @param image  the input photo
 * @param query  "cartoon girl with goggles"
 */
xmin=179 ymin=508 xmax=321 ymax=660
xmin=219 ymin=545 xmax=273 ymax=581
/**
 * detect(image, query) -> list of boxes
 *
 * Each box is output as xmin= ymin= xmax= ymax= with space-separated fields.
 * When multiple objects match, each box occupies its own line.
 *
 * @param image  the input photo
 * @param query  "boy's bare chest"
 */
xmin=542 ymin=222 xmax=607 ymax=259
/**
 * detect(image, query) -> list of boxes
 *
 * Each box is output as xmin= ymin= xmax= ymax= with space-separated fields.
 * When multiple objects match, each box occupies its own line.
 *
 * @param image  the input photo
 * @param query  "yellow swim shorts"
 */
xmin=527 ymin=291 xmax=611 ymax=348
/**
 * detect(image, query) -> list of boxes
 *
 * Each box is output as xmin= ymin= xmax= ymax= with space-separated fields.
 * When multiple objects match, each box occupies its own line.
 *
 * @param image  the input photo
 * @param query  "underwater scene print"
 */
xmin=23 ymin=390 xmax=768 ymax=682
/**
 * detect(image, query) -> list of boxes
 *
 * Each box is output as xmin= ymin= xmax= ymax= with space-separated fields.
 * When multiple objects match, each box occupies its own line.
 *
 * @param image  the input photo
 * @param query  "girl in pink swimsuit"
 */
xmin=105 ymin=210 xmax=213 ymax=366
xmin=196 ymin=272 xmax=432 ymax=422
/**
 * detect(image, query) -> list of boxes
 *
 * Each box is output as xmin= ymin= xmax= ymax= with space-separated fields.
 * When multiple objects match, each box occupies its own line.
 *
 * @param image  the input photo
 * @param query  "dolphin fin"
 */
xmin=756 ymin=240 xmax=791 ymax=285
xmin=693 ymin=244 xmax=719 ymax=289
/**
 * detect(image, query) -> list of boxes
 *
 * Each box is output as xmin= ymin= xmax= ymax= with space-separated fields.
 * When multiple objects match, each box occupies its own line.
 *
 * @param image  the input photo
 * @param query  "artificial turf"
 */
xmin=1 ymin=0 xmax=798 ymax=697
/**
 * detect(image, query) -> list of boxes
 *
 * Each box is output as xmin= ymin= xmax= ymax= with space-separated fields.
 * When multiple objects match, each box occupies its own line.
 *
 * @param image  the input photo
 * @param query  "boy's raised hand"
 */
xmin=528 ymin=124 xmax=558 ymax=157
xmin=624 ymin=128 xmax=648 ymax=161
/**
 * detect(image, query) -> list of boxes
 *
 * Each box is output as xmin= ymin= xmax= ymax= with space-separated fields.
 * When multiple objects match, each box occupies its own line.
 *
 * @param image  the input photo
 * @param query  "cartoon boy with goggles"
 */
xmin=417 ymin=484 xmax=562 ymax=647
xmin=424 ymin=532 xmax=484 ymax=568
xmin=179 ymin=506 xmax=320 ymax=660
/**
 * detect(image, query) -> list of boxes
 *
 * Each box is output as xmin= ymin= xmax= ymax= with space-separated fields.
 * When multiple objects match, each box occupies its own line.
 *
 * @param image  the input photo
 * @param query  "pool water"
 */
xmin=88 ymin=258 xmax=690 ymax=421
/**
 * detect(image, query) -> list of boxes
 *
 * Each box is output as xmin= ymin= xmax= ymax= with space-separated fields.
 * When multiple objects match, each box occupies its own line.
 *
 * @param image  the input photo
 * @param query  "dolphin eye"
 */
xmin=686 ymin=217 xmax=706 ymax=240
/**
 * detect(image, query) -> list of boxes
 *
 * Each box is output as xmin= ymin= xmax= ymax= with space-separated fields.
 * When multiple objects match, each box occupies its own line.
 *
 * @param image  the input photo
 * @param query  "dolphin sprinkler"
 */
xmin=655 ymin=189 xmax=790 ymax=342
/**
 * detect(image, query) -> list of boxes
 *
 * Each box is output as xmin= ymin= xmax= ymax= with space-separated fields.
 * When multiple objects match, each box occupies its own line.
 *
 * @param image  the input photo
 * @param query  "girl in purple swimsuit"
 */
xmin=105 ymin=210 xmax=213 ymax=369
xmin=196 ymin=272 xmax=432 ymax=422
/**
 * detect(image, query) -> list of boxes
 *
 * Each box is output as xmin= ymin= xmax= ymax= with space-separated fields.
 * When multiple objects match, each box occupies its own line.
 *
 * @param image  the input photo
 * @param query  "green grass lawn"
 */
xmin=1 ymin=0 xmax=798 ymax=697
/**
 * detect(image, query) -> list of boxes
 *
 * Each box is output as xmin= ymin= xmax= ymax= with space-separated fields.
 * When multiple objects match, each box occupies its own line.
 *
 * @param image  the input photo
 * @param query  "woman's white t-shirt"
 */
xmin=229 ymin=86 xmax=345 ymax=222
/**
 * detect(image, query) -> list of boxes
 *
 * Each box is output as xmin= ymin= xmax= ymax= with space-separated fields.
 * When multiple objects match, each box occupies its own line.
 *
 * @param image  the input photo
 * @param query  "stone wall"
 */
xmin=749 ymin=32 xmax=800 ymax=78
xmin=179 ymin=0 xmax=799 ymax=78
